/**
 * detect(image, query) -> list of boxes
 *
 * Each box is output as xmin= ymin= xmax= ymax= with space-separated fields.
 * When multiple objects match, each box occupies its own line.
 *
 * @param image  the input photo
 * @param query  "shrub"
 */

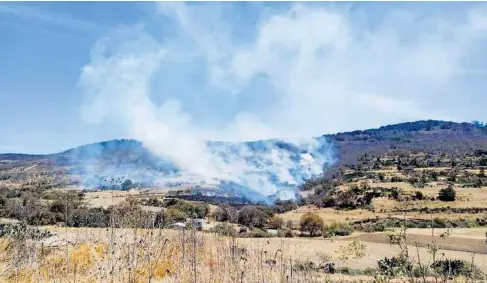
xmin=322 ymin=262 xmax=336 ymax=274
xmin=146 ymin=197 xmax=163 ymax=207
xmin=26 ymin=211 xmax=57 ymax=226
xmin=433 ymin=217 xmax=447 ymax=228
xmin=413 ymin=266 xmax=430 ymax=278
xmin=372 ymin=223 xmax=385 ymax=232
xmin=299 ymin=213 xmax=324 ymax=237
xmin=390 ymin=188 xmax=400 ymax=200
xmin=210 ymin=223 xmax=237 ymax=237
xmin=294 ymin=261 xmax=316 ymax=272
xmin=323 ymin=222 xmax=354 ymax=238
xmin=162 ymin=198 xmax=179 ymax=207
xmin=391 ymin=176 xmax=403 ymax=183
xmin=277 ymin=228 xmax=294 ymax=238
xmin=439 ymin=185 xmax=456 ymax=202
xmin=378 ymin=256 xmax=412 ymax=276
xmin=431 ymin=259 xmax=468 ymax=277
xmin=272 ymin=200 xmax=298 ymax=214
xmin=164 ymin=208 xmax=187 ymax=224
xmin=363 ymin=267 xmax=377 ymax=276
xmin=6 ymin=190 xmax=21 ymax=199
xmin=242 ymin=228 xmax=270 ymax=238
xmin=0 ymin=196 xmax=6 ymax=207
xmin=170 ymin=200 xmax=209 ymax=219
xmin=0 ymin=223 xmax=52 ymax=240
xmin=414 ymin=191 xmax=424 ymax=200
xmin=238 ymin=206 xmax=269 ymax=228
xmin=49 ymin=200 xmax=66 ymax=213
xmin=67 ymin=208 xmax=109 ymax=227
xmin=335 ymin=190 xmax=358 ymax=209
xmin=285 ymin=219 xmax=294 ymax=229
xmin=339 ymin=267 xmax=350 ymax=274
xmin=268 ymin=216 xmax=284 ymax=229
xmin=213 ymin=205 xmax=237 ymax=223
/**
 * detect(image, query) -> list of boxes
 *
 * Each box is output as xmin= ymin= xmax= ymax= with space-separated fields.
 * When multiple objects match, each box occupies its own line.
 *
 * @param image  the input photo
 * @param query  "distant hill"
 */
xmin=326 ymin=120 xmax=487 ymax=169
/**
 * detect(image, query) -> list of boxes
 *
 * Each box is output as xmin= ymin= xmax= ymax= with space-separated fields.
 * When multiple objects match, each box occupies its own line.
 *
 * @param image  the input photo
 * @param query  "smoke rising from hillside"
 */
xmin=78 ymin=3 xmax=487 ymax=201
xmin=77 ymin=20 xmax=335 ymax=201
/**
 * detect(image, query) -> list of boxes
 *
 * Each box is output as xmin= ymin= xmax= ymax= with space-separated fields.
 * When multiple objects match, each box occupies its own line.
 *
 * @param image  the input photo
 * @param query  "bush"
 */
xmin=0 ymin=223 xmax=52 ymax=240
xmin=49 ymin=200 xmax=66 ymax=213
xmin=433 ymin=217 xmax=447 ymax=228
xmin=242 ymin=228 xmax=270 ymax=238
xmin=146 ymin=197 xmax=163 ymax=207
xmin=339 ymin=267 xmax=350 ymax=274
xmin=390 ymin=188 xmax=400 ymax=200
xmin=414 ymin=191 xmax=424 ymax=200
xmin=169 ymin=200 xmax=209 ymax=219
xmin=372 ymin=223 xmax=385 ymax=232
xmin=67 ymin=208 xmax=110 ymax=227
xmin=322 ymin=262 xmax=336 ymax=274
xmin=277 ymin=228 xmax=294 ymax=238
xmin=164 ymin=208 xmax=187 ymax=224
xmin=378 ymin=256 xmax=412 ymax=276
xmin=269 ymin=216 xmax=284 ymax=229
xmin=299 ymin=213 xmax=324 ymax=237
xmin=272 ymin=200 xmax=298 ymax=214
xmin=214 ymin=205 xmax=237 ymax=223
xmin=431 ymin=259 xmax=468 ymax=277
xmin=439 ymin=185 xmax=456 ymax=202
xmin=210 ymin=223 xmax=237 ymax=237
xmin=285 ymin=219 xmax=294 ymax=229
xmin=238 ymin=206 xmax=270 ymax=228
xmin=413 ymin=266 xmax=430 ymax=278
xmin=363 ymin=267 xmax=377 ymax=276
xmin=6 ymin=190 xmax=21 ymax=199
xmin=323 ymin=222 xmax=354 ymax=238
xmin=335 ymin=190 xmax=358 ymax=209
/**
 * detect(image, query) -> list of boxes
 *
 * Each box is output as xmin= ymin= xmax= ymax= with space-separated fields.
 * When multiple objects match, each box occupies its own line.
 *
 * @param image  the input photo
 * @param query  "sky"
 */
xmin=1 ymin=1 xmax=487 ymax=154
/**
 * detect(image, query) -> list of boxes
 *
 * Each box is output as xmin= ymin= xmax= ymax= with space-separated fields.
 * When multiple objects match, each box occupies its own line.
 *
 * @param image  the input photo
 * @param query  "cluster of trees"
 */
xmin=0 ymin=187 xmax=212 ymax=228
xmin=213 ymin=204 xmax=294 ymax=230
xmin=351 ymin=148 xmax=487 ymax=174
xmin=298 ymin=213 xmax=354 ymax=237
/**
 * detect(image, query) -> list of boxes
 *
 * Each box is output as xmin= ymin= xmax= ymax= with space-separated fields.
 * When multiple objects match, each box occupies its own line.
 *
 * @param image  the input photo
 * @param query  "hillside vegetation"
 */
xmin=1 ymin=120 xmax=487 ymax=282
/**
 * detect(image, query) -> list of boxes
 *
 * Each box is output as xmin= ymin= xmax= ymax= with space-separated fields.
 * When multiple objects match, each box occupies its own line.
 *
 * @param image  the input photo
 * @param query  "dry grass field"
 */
xmin=279 ymin=206 xmax=377 ymax=223
xmin=1 ymin=225 xmax=486 ymax=283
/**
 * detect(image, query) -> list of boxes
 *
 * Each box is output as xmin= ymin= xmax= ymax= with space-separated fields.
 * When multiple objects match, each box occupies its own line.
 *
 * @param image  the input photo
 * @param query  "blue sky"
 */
xmin=1 ymin=2 xmax=487 ymax=154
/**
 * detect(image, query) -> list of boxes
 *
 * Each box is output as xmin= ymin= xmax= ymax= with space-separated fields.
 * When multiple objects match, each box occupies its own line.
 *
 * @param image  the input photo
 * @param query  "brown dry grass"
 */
xmin=349 ymin=231 xmax=487 ymax=254
xmin=279 ymin=202 xmax=486 ymax=225
xmin=1 ymin=226 xmax=486 ymax=283
xmin=0 ymin=227 xmax=333 ymax=283
xmin=279 ymin=206 xmax=377 ymax=224
xmin=83 ymin=189 xmax=170 ymax=208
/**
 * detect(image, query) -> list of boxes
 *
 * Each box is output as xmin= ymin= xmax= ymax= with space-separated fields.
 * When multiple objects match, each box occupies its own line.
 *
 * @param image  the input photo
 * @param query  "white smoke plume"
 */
xmin=78 ymin=3 xmax=487 ymax=201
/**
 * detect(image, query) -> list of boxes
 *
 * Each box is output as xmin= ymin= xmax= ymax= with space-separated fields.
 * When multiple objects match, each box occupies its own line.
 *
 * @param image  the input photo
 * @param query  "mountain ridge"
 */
xmin=2 ymin=120 xmax=486 ymax=158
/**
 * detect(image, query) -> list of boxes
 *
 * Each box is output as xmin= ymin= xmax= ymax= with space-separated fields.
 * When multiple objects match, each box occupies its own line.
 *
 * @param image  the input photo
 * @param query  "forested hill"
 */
xmin=325 ymin=120 xmax=487 ymax=169
xmin=1 ymin=120 xmax=487 ymax=175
